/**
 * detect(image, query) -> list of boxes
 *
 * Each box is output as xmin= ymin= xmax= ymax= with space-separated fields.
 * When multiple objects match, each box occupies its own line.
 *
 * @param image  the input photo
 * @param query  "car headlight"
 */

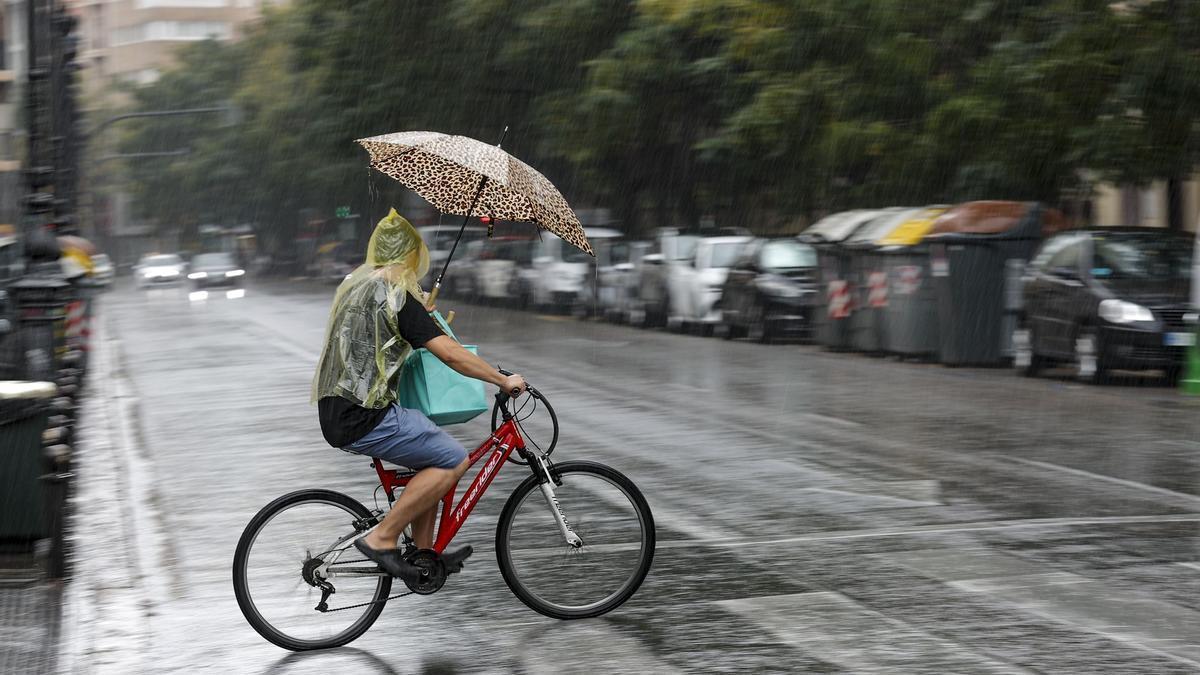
xmin=1098 ymin=299 xmax=1154 ymax=324
xmin=188 ymin=272 xmax=207 ymax=280
xmin=225 ymin=269 xmax=245 ymax=278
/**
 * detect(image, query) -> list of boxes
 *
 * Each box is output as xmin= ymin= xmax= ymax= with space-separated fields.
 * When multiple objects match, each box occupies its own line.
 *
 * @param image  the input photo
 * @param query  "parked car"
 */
xmin=187 ymin=252 xmax=245 ymax=288
xmin=718 ymin=238 xmax=819 ymax=342
xmin=419 ymin=224 xmax=488 ymax=287
xmin=1014 ymin=228 xmax=1195 ymax=382
xmin=473 ymin=238 xmax=533 ymax=303
xmin=597 ymin=239 xmax=652 ymax=322
xmin=441 ymin=240 xmax=484 ymax=299
xmin=666 ymin=235 xmax=753 ymax=334
xmin=134 ymin=253 xmax=187 ymax=287
xmin=632 ymin=229 xmax=699 ymax=327
xmin=91 ymin=253 xmax=115 ymax=286
xmin=518 ymin=228 xmax=622 ymax=313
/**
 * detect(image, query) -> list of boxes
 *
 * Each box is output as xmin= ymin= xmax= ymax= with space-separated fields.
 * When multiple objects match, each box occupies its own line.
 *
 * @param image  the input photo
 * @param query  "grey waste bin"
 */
xmin=928 ymin=217 xmax=1047 ymax=366
xmin=0 ymin=382 xmax=56 ymax=543
xmin=847 ymin=245 xmax=889 ymax=353
xmin=815 ymin=244 xmax=855 ymax=350
xmin=882 ymin=243 xmax=940 ymax=359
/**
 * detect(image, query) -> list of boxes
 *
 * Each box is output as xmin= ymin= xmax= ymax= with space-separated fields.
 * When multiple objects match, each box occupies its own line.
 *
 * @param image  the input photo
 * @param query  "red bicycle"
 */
xmin=232 ymin=382 xmax=655 ymax=651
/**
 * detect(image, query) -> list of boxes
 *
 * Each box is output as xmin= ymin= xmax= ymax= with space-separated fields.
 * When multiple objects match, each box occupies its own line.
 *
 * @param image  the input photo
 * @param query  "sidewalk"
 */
xmin=55 ymin=316 xmax=162 ymax=674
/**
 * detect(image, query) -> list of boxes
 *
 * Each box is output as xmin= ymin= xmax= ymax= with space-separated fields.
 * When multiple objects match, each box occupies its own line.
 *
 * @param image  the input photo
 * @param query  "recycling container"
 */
xmin=814 ymin=244 xmax=855 ymax=350
xmin=927 ymin=202 xmax=1067 ymax=366
xmin=802 ymin=210 xmax=888 ymax=351
xmin=846 ymin=246 xmax=889 ymax=352
xmin=0 ymin=381 xmax=56 ymax=543
xmin=881 ymin=243 xmax=940 ymax=359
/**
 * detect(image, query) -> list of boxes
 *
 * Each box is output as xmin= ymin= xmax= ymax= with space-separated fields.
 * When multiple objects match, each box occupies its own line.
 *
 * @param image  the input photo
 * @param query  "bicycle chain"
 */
xmin=317 ymin=558 xmax=413 ymax=613
xmin=319 ymin=589 xmax=414 ymax=613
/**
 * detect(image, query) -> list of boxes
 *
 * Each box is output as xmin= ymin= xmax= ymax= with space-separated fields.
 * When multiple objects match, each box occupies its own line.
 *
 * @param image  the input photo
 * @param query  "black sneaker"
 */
xmin=354 ymin=538 xmax=422 ymax=584
xmin=441 ymin=545 xmax=473 ymax=574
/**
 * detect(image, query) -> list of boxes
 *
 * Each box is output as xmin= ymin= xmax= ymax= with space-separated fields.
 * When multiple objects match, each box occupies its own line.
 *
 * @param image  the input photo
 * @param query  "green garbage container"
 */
xmin=927 ymin=202 xmax=1065 ymax=366
xmin=801 ymin=210 xmax=888 ymax=351
xmin=843 ymin=208 xmax=919 ymax=353
xmin=0 ymin=381 xmax=56 ymax=543
xmin=881 ymin=243 xmax=940 ymax=359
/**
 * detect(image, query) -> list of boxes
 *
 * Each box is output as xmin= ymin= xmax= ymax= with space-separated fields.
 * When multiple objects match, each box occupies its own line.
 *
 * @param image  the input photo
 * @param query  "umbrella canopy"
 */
xmin=358 ymin=131 xmax=592 ymax=256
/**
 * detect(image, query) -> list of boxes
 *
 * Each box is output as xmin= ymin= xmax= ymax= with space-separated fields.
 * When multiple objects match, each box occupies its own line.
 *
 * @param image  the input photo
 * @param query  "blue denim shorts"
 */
xmin=343 ymin=404 xmax=468 ymax=469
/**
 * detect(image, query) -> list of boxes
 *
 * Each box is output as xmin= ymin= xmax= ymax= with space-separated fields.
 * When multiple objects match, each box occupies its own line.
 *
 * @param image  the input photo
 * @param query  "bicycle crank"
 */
xmin=403 ymin=550 xmax=447 ymax=595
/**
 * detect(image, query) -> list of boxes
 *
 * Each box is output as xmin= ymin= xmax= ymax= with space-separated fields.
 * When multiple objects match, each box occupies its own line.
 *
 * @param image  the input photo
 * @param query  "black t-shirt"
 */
xmin=318 ymin=292 xmax=444 ymax=448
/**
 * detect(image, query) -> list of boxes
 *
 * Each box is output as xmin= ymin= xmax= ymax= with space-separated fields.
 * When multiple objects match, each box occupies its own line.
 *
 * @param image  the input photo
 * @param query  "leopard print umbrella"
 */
xmin=357 ymin=131 xmax=592 ymax=256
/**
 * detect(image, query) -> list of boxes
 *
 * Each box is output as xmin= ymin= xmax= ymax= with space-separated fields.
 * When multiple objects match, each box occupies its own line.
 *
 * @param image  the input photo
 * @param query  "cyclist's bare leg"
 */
xmin=410 ymin=505 xmax=436 ymax=549
xmin=362 ymin=456 xmax=469 ymax=551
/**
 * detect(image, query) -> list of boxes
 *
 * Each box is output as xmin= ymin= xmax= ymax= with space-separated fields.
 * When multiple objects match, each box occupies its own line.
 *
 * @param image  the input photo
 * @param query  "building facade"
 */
xmin=69 ymin=0 xmax=276 ymax=103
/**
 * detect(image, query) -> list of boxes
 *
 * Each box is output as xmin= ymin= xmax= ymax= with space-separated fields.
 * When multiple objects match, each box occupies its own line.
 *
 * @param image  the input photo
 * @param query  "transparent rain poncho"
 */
xmin=311 ymin=209 xmax=431 ymax=408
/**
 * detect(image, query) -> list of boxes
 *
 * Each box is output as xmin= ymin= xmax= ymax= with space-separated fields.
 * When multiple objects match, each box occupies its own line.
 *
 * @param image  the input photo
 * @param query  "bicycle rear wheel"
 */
xmin=496 ymin=461 xmax=655 ymax=619
xmin=232 ymin=489 xmax=391 ymax=651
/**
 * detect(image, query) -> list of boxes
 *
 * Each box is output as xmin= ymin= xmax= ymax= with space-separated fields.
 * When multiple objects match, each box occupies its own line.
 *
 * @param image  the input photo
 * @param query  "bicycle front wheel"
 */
xmin=232 ymin=489 xmax=391 ymax=651
xmin=496 ymin=461 xmax=655 ymax=619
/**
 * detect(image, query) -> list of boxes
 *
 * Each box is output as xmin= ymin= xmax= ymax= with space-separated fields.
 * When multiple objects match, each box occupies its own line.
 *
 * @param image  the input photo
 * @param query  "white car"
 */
xmin=597 ymin=240 xmax=651 ymax=322
xmin=471 ymin=239 xmax=531 ymax=302
xmin=91 ymin=253 xmax=115 ymax=286
xmin=134 ymin=253 xmax=186 ymax=288
xmin=419 ymin=224 xmax=488 ymax=287
xmin=521 ymin=228 xmax=623 ymax=313
xmin=667 ymin=235 xmax=753 ymax=332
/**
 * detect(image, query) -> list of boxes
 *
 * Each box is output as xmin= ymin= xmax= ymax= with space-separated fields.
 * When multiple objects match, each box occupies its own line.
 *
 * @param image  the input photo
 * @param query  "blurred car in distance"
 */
xmin=90 ymin=253 xmax=115 ymax=286
xmin=1015 ymin=227 xmax=1195 ymax=383
xmin=419 ymin=224 xmax=488 ymax=287
xmin=596 ymin=239 xmax=651 ymax=322
xmin=472 ymin=238 xmax=531 ymax=303
xmin=187 ymin=252 xmax=245 ymax=288
xmin=633 ymin=229 xmax=699 ymax=327
xmin=523 ymin=228 xmax=622 ymax=313
xmin=718 ymin=238 xmax=819 ymax=342
xmin=666 ymin=235 xmax=753 ymax=333
xmin=135 ymin=253 xmax=186 ymax=287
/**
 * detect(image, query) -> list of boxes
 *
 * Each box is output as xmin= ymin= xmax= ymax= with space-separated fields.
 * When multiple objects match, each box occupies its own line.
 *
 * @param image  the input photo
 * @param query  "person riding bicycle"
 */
xmin=312 ymin=209 xmax=526 ymax=583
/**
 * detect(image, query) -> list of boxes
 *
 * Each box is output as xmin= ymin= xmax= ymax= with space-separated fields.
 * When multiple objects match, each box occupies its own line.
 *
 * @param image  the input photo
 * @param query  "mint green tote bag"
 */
xmin=396 ymin=310 xmax=488 ymax=426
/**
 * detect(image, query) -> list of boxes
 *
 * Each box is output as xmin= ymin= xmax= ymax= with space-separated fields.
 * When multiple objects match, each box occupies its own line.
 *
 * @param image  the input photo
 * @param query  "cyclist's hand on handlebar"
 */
xmin=501 ymin=374 xmax=527 ymax=398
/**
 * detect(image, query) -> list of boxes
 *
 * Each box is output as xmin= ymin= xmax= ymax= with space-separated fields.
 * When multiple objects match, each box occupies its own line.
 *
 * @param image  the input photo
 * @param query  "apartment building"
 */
xmin=69 ymin=0 xmax=278 ymax=104
xmin=1 ymin=0 xmax=25 ymax=228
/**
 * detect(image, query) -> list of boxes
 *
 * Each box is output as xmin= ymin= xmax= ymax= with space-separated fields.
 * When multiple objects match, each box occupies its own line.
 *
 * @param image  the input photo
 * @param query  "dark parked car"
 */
xmin=717 ymin=238 xmax=819 ymax=342
xmin=187 ymin=252 xmax=245 ymax=288
xmin=1015 ymin=228 xmax=1195 ymax=382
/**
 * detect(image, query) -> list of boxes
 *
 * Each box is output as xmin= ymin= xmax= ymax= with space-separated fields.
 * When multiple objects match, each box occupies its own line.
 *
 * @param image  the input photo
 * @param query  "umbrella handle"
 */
xmin=426 ymin=285 xmax=440 ymax=308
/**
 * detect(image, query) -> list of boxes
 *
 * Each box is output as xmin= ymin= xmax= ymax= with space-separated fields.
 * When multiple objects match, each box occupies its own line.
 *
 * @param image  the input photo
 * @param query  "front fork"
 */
xmin=531 ymin=454 xmax=583 ymax=548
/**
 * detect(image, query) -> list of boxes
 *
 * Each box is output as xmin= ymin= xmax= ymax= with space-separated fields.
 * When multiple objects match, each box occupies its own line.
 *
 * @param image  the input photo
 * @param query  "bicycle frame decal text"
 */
xmin=453 ymin=449 xmax=503 ymax=524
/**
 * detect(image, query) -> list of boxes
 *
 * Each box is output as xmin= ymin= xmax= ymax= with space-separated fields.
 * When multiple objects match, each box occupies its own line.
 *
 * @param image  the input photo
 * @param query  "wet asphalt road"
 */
xmin=98 ymin=278 xmax=1200 ymax=674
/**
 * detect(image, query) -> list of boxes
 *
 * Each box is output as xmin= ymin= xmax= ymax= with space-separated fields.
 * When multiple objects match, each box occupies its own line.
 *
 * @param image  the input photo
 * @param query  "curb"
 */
xmin=57 ymin=316 xmax=170 ymax=674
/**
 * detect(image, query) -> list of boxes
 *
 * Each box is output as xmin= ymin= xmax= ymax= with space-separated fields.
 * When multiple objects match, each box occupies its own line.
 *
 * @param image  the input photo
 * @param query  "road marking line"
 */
xmin=653 ymin=513 xmax=1200 ymax=551
xmin=998 ymin=456 xmax=1200 ymax=507
xmin=718 ymin=592 xmax=1036 ymax=674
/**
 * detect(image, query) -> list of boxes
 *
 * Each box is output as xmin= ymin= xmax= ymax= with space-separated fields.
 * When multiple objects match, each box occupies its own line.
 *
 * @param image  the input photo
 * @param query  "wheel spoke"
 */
xmin=498 ymin=463 xmax=654 ymax=618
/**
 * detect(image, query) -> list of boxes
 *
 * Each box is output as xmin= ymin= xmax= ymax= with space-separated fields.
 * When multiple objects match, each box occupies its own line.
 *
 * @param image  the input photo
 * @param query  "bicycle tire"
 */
xmin=232 ymin=489 xmax=391 ymax=651
xmin=495 ymin=461 xmax=655 ymax=620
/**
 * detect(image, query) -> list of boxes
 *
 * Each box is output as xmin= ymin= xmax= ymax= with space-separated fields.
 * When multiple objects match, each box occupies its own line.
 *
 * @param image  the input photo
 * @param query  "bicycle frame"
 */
xmin=370 ymin=415 xmax=525 ymax=554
